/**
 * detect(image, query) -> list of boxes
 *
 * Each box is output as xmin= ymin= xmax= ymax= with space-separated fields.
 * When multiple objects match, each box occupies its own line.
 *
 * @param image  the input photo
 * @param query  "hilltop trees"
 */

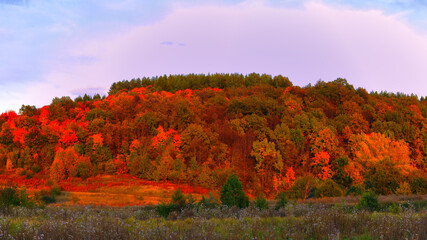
xmin=0 ymin=73 xmax=425 ymax=197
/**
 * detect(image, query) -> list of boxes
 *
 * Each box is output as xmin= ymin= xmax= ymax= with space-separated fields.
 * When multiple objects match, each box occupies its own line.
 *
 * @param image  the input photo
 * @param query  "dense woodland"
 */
xmin=1 ymin=73 xmax=426 ymax=197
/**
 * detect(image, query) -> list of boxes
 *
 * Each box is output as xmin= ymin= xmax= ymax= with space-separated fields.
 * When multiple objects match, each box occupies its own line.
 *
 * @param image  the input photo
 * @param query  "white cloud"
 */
xmin=2 ymin=0 xmax=427 ymax=112
xmin=38 ymin=1 xmax=427 ymax=95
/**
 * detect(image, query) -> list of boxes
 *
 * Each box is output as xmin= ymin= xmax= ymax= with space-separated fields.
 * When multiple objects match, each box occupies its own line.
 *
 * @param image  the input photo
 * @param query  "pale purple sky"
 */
xmin=1 ymin=0 xmax=427 ymax=113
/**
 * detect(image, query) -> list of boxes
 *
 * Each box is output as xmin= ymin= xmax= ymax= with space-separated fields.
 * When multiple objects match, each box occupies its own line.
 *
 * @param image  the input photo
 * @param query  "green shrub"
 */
xmin=363 ymin=159 xmax=401 ymax=195
xmin=199 ymin=192 xmax=219 ymax=209
xmin=75 ymin=162 xmax=91 ymax=180
xmin=0 ymin=186 xmax=34 ymax=208
xmin=357 ymin=191 xmax=380 ymax=211
xmin=171 ymin=188 xmax=186 ymax=209
xmin=0 ymin=185 xmax=20 ymax=207
xmin=346 ymin=184 xmax=365 ymax=196
xmin=220 ymin=174 xmax=249 ymax=208
xmin=156 ymin=203 xmax=174 ymax=218
xmin=409 ymin=177 xmax=427 ymax=194
xmin=315 ymin=179 xmax=343 ymax=198
xmin=255 ymin=194 xmax=269 ymax=210
xmin=286 ymin=175 xmax=318 ymax=199
xmin=274 ymin=192 xmax=288 ymax=210
xmin=26 ymin=171 xmax=34 ymax=179
xmin=51 ymin=185 xmax=62 ymax=197
xmin=156 ymin=189 xmax=190 ymax=218
xmin=31 ymin=165 xmax=41 ymax=173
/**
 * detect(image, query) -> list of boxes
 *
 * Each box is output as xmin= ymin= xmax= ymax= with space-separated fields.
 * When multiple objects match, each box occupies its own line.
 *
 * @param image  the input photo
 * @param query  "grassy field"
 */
xmin=1 ymin=173 xmax=426 ymax=239
xmin=1 ymin=173 xmax=210 ymax=206
xmin=0 ymin=199 xmax=426 ymax=239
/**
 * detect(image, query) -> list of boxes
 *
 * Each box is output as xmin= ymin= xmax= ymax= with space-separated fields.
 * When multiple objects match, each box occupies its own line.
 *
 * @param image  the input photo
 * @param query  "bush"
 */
xmin=346 ymin=184 xmax=365 ymax=196
xmin=0 ymin=185 xmax=20 ymax=207
xmin=395 ymin=182 xmax=412 ymax=195
xmin=25 ymin=171 xmax=34 ymax=179
xmin=363 ymin=159 xmax=400 ymax=195
xmin=220 ymin=174 xmax=249 ymax=208
xmin=171 ymin=188 xmax=186 ymax=210
xmin=31 ymin=165 xmax=41 ymax=173
xmin=286 ymin=175 xmax=318 ymax=199
xmin=357 ymin=191 xmax=380 ymax=211
xmin=199 ymin=192 xmax=219 ymax=209
xmin=51 ymin=185 xmax=62 ymax=197
xmin=275 ymin=192 xmax=288 ymax=210
xmin=315 ymin=179 xmax=343 ymax=198
xmin=410 ymin=177 xmax=427 ymax=194
xmin=0 ymin=185 xmax=34 ymax=208
xmin=255 ymin=195 xmax=269 ymax=210
xmin=75 ymin=162 xmax=91 ymax=180
xmin=34 ymin=185 xmax=62 ymax=206
xmin=156 ymin=203 xmax=174 ymax=218
xmin=156 ymin=189 xmax=189 ymax=218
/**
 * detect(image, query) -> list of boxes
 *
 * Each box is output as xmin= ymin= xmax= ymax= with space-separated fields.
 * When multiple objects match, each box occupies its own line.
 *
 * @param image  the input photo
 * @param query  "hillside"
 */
xmin=1 ymin=73 xmax=426 ymax=198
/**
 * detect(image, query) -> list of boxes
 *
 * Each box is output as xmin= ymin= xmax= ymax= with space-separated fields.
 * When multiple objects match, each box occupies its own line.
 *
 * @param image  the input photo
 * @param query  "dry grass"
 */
xmin=51 ymin=175 xmax=208 ymax=206
xmin=0 ymin=202 xmax=425 ymax=240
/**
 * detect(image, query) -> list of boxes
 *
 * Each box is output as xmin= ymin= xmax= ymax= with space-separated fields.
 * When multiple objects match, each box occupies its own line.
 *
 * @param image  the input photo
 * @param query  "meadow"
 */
xmin=0 ymin=193 xmax=426 ymax=240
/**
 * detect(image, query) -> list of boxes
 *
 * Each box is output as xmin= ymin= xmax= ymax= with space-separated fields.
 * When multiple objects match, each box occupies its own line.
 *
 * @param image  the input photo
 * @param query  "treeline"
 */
xmin=108 ymin=73 xmax=292 ymax=95
xmin=0 ymin=73 xmax=426 ymax=198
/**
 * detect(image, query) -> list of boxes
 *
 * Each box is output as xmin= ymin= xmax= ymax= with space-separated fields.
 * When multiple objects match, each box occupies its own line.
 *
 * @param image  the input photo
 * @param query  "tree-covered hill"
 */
xmin=1 ymin=73 xmax=426 ymax=197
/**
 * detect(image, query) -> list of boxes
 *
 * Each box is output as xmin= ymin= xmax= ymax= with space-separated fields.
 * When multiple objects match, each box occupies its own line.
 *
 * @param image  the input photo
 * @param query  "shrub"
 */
xmin=0 ymin=185 xmax=34 ymax=208
xmin=363 ymin=159 xmax=401 ymax=195
xmin=409 ymin=177 xmax=427 ymax=194
xmin=275 ymin=192 xmax=288 ymax=210
xmin=286 ymin=174 xmax=318 ymax=199
xmin=346 ymin=184 xmax=365 ymax=196
xmin=315 ymin=179 xmax=343 ymax=198
xmin=199 ymin=192 xmax=219 ymax=209
xmin=51 ymin=184 xmax=62 ymax=197
xmin=25 ymin=171 xmax=34 ymax=179
xmin=357 ymin=191 xmax=380 ymax=211
xmin=156 ymin=189 xmax=189 ymax=218
xmin=220 ymin=174 xmax=249 ymax=208
xmin=395 ymin=182 xmax=412 ymax=195
xmin=255 ymin=194 xmax=269 ymax=210
xmin=156 ymin=203 xmax=174 ymax=218
xmin=171 ymin=188 xmax=186 ymax=210
xmin=31 ymin=165 xmax=41 ymax=173
xmin=34 ymin=185 xmax=62 ymax=206
xmin=0 ymin=185 xmax=20 ymax=207
xmin=75 ymin=162 xmax=91 ymax=179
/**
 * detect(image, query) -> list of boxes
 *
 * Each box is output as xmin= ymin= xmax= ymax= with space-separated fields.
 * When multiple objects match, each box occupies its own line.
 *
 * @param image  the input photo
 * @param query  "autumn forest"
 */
xmin=1 ymin=73 xmax=426 ymax=198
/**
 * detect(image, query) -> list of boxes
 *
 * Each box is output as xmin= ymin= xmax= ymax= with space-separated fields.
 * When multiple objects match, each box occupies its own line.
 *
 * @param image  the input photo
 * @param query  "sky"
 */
xmin=1 ymin=0 xmax=427 ymax=113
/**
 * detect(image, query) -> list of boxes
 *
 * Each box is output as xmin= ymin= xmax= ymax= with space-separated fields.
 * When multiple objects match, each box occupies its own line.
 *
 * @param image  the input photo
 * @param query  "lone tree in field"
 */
xmin=220 ymin=173 xmax=249 ymax=208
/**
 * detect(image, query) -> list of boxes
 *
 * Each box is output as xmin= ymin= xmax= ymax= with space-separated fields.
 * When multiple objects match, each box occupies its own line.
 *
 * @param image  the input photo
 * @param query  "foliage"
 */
xmin=357 ymin=191 xmax=380 ymax=211
xmin=287 ymin=175 xmax=318 ymax=199
xmin=198 ymin=192 xmax=219 ymax=209
xmin=255 ymin=194 xmax=269 ymax=210
xmin=156 ymin=188 xmax=188 ymax=218
xmin=0 ymin=185 xmax=34 ymax=208
xmin=274 ymin=192 xmax=288 ymax=210
xmin=395 ymin=182 xmax=412 ymax=195
xmin=346 ymin=184 xmax=365 ymax=196
xmin=315 ymin=179 xmax=344 ymax=198
xmin=0 ymin=74 xmax=426 ymax=198
xmin=220 ymin=174 xmax=249 ymax=208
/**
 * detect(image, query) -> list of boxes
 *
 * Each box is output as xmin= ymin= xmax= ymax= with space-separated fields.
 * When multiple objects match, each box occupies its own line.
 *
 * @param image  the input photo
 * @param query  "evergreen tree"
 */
xmin=220 ymin=173 xmax=249 ymax=208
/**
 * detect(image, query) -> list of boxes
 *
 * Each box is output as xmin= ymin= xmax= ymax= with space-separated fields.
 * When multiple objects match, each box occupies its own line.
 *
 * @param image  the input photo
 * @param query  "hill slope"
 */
xmin=1 ymin=73 xmax=426 ymax=197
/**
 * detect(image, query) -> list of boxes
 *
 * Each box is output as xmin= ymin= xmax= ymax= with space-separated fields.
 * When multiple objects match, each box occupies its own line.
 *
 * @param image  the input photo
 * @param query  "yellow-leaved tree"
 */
xmin=348 ymin=132 xmax=415 ymax=184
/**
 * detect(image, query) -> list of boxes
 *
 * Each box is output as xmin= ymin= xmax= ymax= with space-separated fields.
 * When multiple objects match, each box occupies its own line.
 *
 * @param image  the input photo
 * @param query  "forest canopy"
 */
xmin=1 ymin=73 xmax=426 ymax=197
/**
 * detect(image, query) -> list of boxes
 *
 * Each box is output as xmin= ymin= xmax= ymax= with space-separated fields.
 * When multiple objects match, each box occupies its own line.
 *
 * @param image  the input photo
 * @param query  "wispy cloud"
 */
xmin=161 ymin=41 xmax=185 ymax=46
